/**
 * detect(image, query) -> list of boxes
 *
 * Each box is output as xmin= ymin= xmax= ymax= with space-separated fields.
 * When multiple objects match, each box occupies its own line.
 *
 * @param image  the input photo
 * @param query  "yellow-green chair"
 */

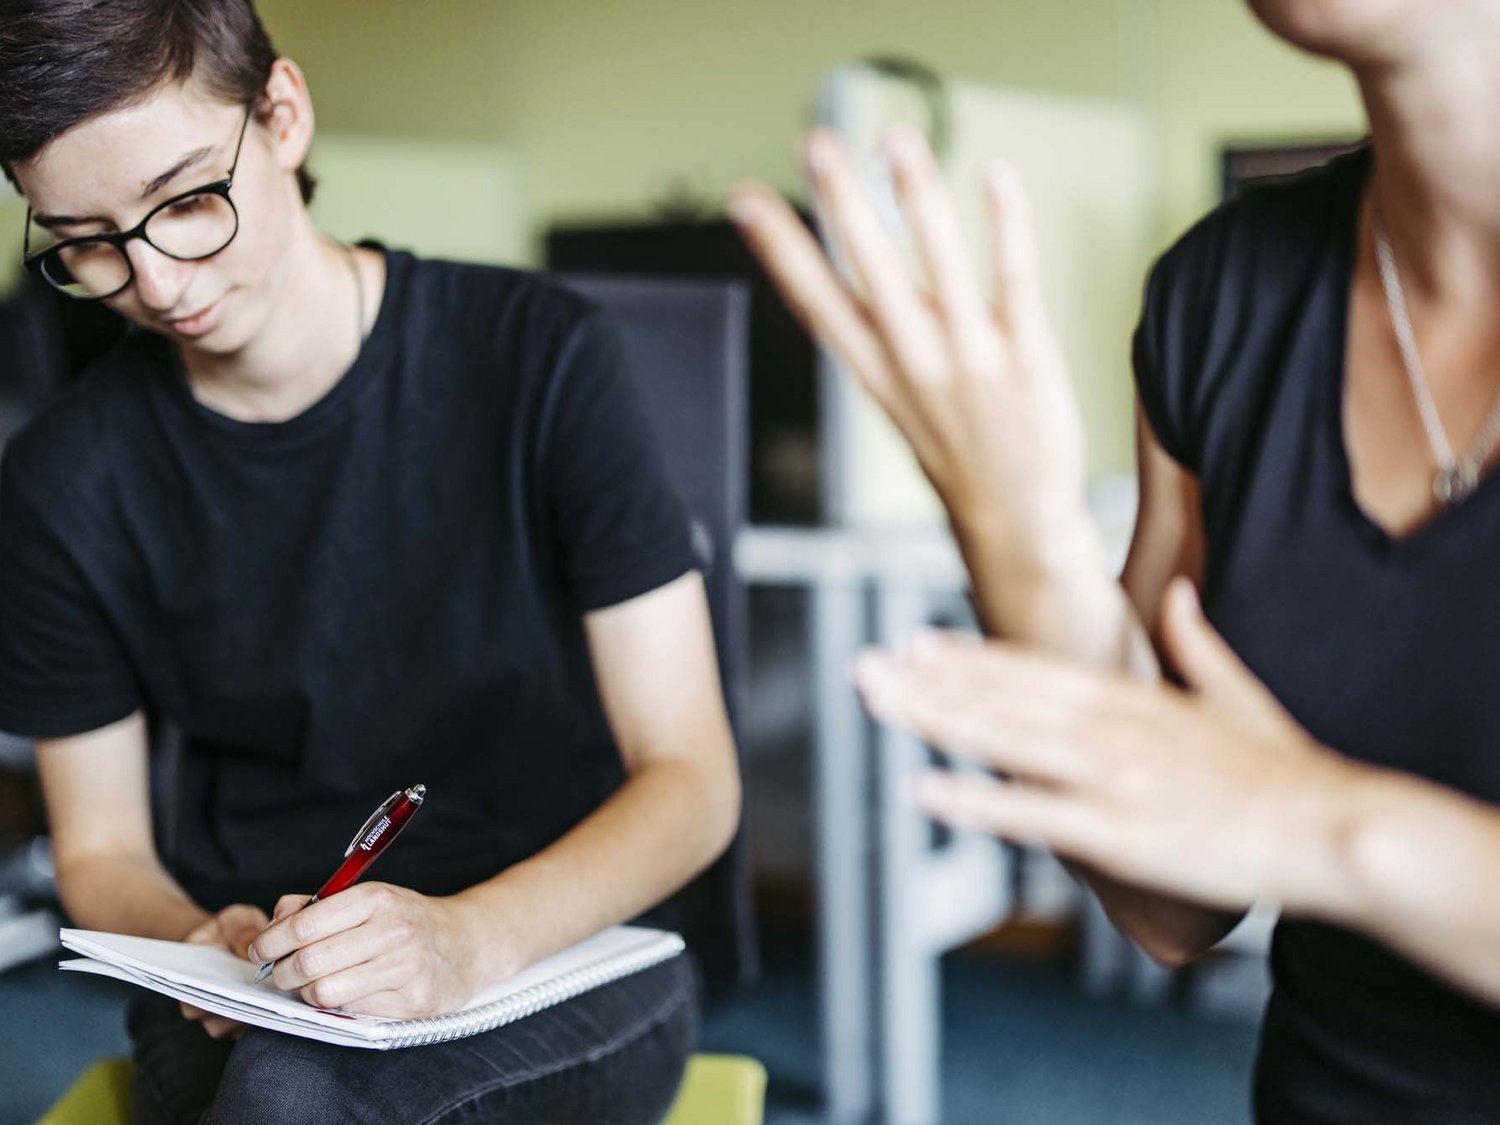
xmin=663 ymin=1053 xmax=768 ymax=1125
xmin=43 ymin=1052 xmax=766 ymax=1125
xmin=38 ymin=1057 xmax=132 ymax=1125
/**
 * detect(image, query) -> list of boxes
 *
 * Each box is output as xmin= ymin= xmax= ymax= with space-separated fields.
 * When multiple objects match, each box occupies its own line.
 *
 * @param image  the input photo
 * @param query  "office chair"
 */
xmin=555 ymin=273 xmax=756 ymax=992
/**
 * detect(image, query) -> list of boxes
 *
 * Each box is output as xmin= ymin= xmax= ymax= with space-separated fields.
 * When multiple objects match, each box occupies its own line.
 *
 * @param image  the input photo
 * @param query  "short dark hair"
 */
xmin=0 ymin=0 xmax=315 ymax=202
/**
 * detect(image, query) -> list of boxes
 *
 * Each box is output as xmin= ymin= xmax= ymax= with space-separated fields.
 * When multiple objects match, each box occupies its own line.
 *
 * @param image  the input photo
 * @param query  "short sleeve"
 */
xmin=1131 ymin=251 xmax=1199 ymax=472
xmin=0 ymin=446 xmax=141 ymax=738
xmin=537 ymin=310 xmax=697 ymax=612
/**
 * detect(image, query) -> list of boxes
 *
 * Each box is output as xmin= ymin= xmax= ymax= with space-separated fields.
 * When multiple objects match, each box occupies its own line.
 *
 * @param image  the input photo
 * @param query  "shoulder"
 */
xmin=1133 ymin=148 xmax=1367 ymax=469
xmin=2 ymin=334 xmax=159 ymax=505
xmin=394 ymin=252 xmax=608 ymax=355
xmin=1145 ymin=147 xmax=1367 ymax=324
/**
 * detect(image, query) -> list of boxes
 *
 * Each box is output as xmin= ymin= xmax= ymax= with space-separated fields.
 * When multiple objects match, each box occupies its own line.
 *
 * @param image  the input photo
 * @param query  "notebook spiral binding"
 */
xmin=380 ymin=932 xmax=686 ymax=1049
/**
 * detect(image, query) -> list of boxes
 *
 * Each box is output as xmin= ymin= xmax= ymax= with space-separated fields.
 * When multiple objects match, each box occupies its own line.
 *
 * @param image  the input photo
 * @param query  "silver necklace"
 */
xmin=1372 ymin=213 xmax=1500 ymax=505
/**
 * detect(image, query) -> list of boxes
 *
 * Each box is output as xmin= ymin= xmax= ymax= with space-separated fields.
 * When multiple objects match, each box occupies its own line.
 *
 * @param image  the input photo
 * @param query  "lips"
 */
xmin=165 ymin=293 xmax=227 ymax=338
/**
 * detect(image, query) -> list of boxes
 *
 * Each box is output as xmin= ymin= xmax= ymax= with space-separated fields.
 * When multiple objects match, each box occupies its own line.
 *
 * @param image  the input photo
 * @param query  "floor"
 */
xmin=2 ymin=928 xmax=1260 ymax=1125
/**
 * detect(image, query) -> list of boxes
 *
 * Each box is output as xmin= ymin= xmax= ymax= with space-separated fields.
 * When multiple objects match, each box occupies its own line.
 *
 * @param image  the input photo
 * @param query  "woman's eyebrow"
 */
xmin=33 ymin=144 xmax=217 ymax=230
xmin=139 ymin=144 xmax=215 ymax=199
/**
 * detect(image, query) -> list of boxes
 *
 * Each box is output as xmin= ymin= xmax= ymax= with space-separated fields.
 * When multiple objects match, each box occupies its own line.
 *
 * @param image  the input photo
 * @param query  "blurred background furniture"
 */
xmin=0 ymin=277 xmax=127 ymax=978
xmin=556 ymin=274 xmax=758 ymax=991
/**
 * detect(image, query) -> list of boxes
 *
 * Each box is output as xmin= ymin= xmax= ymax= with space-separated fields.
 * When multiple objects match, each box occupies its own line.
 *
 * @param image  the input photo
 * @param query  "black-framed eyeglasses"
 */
xmin=22 ymin=104 xmax=253 ymax=300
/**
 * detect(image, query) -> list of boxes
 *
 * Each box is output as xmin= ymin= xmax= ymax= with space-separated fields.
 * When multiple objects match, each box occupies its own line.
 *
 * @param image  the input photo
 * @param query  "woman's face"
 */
xmin=1247 ymin=0 xmax=1495 ymax=63
xmin=14 ymin=75 xmax=307 ymax=357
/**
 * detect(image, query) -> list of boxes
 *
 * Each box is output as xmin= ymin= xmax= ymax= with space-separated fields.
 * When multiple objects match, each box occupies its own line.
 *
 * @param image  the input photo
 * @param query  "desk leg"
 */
xmin=812 ymin=580 xmax=874 ymax=1123
xmin=876 ymin=584 xmax=941 ymax=1125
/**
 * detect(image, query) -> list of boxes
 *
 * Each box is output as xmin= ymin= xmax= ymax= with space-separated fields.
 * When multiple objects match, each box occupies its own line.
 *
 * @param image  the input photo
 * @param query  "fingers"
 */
xmin=270 ymin=921 xmax=394 ymax=993
xmin=200 ymin=1015 xmax=243 ymax=1040
xmin=727 ymin=181 xmax=899 ymax=413
xmin=217 ymin=904 xmax=270 ymax=960
xmin=337 ymin=987 xmax=435 ymax=1020
xmin=854 ymin=627 xmax=1201 ymax=789
xmin=180 ymin=917 xmax=219 ymax=945
xmin=178 ymin=1002 xmax=243 ymax=1040
xmin=800 ymin=129 xmax=953 ymax=388
xmin=1159 ymin=578 xmax=1288 ymax=727
xmin=855 ymin=638 xmax=1100 ymax=785
xmin=913 ymin=770 xmax=1107 ymax=858
xmin=982 ymin=160 xmax=1047 ymax=340
xmin=883 ymin=126 xmax=1000 ymax=376
xmin=297 ymin=954 xmax=416 ymax=1013
xmin=273 ymin=893 xmax=313 ymax=921
xmin=249 ymin=889 xmax=374 ymax=965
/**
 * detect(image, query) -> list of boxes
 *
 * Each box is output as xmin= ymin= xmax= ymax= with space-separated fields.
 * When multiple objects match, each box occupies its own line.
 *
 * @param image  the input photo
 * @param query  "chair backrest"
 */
xmin=553 ymin=274 xmax=755 ymax=991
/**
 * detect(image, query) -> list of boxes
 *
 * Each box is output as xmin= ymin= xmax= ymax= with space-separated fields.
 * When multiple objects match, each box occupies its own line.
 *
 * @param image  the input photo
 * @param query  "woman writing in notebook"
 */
xmin=734 ymin=0 xmax=1500 ymax=1119
xmin=0 ymin=1 xmax=738 ymax=1122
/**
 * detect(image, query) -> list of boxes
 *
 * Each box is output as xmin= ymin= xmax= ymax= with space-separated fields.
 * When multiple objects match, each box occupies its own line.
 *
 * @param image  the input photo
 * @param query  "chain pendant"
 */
xmin=1434 ymin=463 xmax=1480 ymax=506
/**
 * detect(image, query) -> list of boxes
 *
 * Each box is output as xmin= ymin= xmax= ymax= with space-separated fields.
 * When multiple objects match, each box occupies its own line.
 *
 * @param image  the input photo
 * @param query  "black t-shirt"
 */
xmin=0 ymin=249 xmax=696 ymax=913
xmin=1136 ymin=148 xmax=1500 ymax=1122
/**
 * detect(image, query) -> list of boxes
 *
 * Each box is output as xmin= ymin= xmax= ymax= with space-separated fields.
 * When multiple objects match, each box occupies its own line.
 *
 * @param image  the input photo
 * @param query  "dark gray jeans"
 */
xmin=127 ymin=954 xmax=697 ymax=1124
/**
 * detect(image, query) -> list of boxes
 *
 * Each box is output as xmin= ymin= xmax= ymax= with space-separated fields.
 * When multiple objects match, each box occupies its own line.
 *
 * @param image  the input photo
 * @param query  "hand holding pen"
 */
xmin=252 ymin=784 xmax=426 ymax=984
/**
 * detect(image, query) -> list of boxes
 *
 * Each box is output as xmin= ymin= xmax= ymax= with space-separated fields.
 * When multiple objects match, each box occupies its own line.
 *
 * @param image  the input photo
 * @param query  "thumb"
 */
xmin=219 ymin=904 xmax=271 ymax=960
xmin=1159 ymin=578 xmax=1284 ymax=723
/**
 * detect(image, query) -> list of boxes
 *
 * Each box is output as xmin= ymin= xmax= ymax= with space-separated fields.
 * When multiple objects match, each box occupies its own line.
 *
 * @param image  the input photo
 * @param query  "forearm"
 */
xmin=55 ymin=852 xmax=209 ymax=941
xmin=954 ymin=511 xmax=1157 ymax=678
xmin=1297 ymin=768 xmax=1500 ymax=1005
xmin=448 ymin=756 xmax=739 ymax=985
xmin=956 ymin=513 xmax=1240 ymax=963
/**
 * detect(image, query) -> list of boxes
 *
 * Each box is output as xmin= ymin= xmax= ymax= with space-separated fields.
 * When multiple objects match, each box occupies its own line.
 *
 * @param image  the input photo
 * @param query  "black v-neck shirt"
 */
xmin=1136 ymin=149 xmax=1500 ymax=1121
xmin=0 ymin=250 xmax=695 ymax=912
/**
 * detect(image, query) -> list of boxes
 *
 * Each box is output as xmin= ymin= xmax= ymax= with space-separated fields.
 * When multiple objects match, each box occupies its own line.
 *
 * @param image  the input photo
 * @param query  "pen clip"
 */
xmin=344 ymin=790 xmax=402 ymax=857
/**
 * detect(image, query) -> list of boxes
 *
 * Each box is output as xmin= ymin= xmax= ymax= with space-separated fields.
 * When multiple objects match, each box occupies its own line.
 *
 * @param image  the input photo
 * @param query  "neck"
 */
xmin=1355 ymin=18 xmax=1500 ymax=300
xmin=179 ymin=213 xmax=369 ymax=421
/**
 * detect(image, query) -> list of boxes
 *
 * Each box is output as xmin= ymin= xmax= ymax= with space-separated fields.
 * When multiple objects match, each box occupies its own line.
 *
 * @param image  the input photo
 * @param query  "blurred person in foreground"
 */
xmin=0 ymin=1 xmax=739 ymax=1121
xmin=733 ymin=1 xmax=1500 ymax=1120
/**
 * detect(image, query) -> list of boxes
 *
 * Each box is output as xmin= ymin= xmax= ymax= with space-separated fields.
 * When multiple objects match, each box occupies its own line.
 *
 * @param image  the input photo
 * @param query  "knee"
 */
xmin=210 ymin=1032 xmax=350 ymax=1125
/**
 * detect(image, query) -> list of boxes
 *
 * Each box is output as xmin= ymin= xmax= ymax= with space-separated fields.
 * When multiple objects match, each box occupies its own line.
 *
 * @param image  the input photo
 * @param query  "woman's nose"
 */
xmin=124 ymin=240 xmax=191 ymax=314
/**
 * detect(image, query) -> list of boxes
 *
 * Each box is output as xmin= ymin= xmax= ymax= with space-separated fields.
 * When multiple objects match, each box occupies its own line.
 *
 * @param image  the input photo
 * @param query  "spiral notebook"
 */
xmin=59 ymin=924 xmax=684 ymax=1050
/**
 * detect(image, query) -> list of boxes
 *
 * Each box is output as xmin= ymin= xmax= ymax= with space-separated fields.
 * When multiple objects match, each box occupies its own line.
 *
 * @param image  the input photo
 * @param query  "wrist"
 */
xmin=953 ymin=509 xmax=1121 ymax=647
xmin=950 ymin=503 xmax=1101 ymax=583
xmin=171 ymin=907 xmax=215 ymax=942
xmin=1267 ymin=755 xmax=1387 ymax=924
xmin=444 ymin=885 xmax=529 ymax=986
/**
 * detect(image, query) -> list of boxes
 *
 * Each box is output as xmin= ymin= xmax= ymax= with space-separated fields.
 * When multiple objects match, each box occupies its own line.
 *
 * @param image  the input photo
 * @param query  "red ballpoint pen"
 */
xmin=253 ymin=783 xmax=427 ymax=985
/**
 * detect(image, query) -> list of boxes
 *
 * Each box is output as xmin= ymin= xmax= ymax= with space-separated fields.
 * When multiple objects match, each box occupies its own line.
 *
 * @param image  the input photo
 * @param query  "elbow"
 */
xmin=693 ymin=736 xmax=742 ymax=866
xmin=1137 ymin=934 xmax=1205 ymax=971
xmin=52 ymin=853 xmax=119 ymax=933
xmin=704 ymin=749 xmax=742 ymax=863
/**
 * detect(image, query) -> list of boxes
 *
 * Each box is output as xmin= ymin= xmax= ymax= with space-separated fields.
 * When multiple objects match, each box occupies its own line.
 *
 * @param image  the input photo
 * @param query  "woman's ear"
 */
xmin=258 ymin=57 xmax=315 ymax=178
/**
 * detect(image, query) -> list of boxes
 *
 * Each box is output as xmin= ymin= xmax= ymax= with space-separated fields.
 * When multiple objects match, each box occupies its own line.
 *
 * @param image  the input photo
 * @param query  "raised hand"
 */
xmin=730 ymin=126 xmax=1096 ymax=579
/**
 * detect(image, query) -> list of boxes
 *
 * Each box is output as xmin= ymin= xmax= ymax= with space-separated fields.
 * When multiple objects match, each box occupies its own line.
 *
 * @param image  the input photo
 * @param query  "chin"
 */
xmin=1246 ymin=0 xmax=1415 ymax=60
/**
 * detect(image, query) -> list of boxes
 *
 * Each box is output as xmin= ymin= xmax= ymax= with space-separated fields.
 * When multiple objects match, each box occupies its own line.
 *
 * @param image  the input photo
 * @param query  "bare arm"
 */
xmin=1323 ymin=770 xmax=1500 ymax=1004
xmin=449 ymin=570 xmax=741 ymax=981
xmin=36 ymin=710 xmax=209 ymax=941
xmin=250 ymin=570 xmax=741 ymax=1016
xmin=1048 ymin=409 xmax=1243 ymax=966
xmin=957 ymin=408 xmax=1240 ymax=966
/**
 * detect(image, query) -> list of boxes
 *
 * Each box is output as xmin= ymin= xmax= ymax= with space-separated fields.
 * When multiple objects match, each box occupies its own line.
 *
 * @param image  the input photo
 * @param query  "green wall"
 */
xmin=257 ymin=0 xmax=1132 ymax=260
xmin=254 ymin=0 xmax=1364 ymax=259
